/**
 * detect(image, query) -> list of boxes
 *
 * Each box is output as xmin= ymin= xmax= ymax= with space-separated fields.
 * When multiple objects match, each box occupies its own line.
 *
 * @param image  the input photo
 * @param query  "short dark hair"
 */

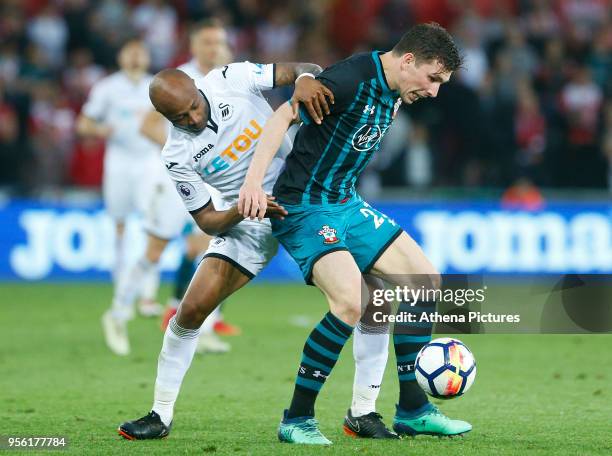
xmin=189 ymin=18 xmax=224 ymax=37
xmin=392 ymin=22 xmax=462 ymax=72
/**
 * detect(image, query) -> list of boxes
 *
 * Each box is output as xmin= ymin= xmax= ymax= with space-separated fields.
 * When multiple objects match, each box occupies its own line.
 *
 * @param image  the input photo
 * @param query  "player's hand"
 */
xmin=264 ymin=196 xmax=287 ymax=220
xmin=96 ymin=124 xmax=113 ymax=139
xmin=238 ymin=181 xmax=268 ymax=221
xmin=291 ymin=76 xmax=334 ymax=125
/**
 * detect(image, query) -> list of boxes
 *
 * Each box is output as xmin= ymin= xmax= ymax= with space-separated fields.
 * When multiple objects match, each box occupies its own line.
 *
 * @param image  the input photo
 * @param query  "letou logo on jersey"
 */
xmin=200 ymin=119 xmax=263 ymax=176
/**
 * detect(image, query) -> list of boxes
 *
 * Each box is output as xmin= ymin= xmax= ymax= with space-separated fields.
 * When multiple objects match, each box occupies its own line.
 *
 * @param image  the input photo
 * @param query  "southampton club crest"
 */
xmin=318 ymin=225 xmax=339 ymax=244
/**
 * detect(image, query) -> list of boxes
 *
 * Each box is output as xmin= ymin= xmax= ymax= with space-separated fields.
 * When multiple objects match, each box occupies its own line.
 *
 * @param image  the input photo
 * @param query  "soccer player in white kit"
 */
xmin=76 ymin=38 xmax=160 ymax=354
xmin=117 ymin=62 xmax=336 ymax=440
xmin=110 ymin=19 xmax=234 ymax=356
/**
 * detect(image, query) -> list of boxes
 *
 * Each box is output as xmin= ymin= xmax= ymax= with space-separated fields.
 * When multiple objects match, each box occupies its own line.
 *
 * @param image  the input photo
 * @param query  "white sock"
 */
xmin=351 ymin=322 xmax=389 ymax=417
xmin=153 ymin=316 xmax=200 ymax=426
xmin=111 ymin=257 xmax=156 ymax=321
xmin=112 ymin=232 xmax=126 ymax=286
xmin=139 ymin=260 xmax=160 ymax=302
xmin=199 ymin=305 xmax=221 ymax=335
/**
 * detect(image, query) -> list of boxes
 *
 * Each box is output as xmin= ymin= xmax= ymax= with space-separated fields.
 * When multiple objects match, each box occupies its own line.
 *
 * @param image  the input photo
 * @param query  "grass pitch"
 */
xmin=1 ymin=282 xmax=610 ymax=455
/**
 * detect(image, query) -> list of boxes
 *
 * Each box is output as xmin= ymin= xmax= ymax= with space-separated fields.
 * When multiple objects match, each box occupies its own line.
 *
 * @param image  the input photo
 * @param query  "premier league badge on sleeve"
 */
xmin=176 ymin=182 xmax=196 ymax=202
xmin=318 ymin=225 xmax=339 ymax=244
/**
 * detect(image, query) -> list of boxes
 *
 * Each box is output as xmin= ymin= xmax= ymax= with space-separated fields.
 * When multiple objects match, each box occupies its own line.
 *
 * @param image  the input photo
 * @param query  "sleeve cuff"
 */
xmin=188 ymin=198 xmax=211 ymax=215
xmin=299 ymin=105 xmax=311 ymax=125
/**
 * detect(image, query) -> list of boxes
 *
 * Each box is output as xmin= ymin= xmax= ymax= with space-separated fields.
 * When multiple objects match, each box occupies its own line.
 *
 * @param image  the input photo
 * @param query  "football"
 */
xmin=415 ymin=337 xmax=476 ymax=399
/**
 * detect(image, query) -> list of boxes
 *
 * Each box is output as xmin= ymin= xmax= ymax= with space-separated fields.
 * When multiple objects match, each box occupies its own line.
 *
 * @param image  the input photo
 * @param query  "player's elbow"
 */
xmin=199 ymin=224 xmax=221 ymax=237
xmin=75 ymin=116 xmax=90 ymax=137
xmin=193 ymin=217 xmax=218 ymax=236
xmin=194 ymin=215 xmax=224 ymax=237
xmin=140 ymin=112 xmax=165 ymax=143
xmin=139 ymin=123 xmax=156 ymax=143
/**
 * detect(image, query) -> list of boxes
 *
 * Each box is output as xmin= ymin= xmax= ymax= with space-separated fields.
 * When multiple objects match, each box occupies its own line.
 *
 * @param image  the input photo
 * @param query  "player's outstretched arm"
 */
xmin=75 ymin=114 xmax=112 ymax=139
xmin=238 ymin=101 xmax=294 ymax=221
xmin=193 ymin=196 xmax=287 ymax=235
xmin=275 ymin=63 xmax=334 ymax=124
xmin=191 ymin=202 xmax=243 ymax=236
xmin=140 ymin=110 xmax=168 ymax=147
xmin=274 ymin=62 xmax=323 ymax=87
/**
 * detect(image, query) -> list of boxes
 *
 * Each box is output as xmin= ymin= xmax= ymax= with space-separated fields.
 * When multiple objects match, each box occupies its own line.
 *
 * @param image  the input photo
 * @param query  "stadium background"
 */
xmin=0 ymin=0 xmax=610 ymax=280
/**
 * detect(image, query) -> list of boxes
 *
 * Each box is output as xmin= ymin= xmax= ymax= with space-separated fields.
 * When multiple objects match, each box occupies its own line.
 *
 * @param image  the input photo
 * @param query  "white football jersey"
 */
xmin=162 ymin=61 xmax=292 ymax=212
xmin=177 ymin=59 xmax=206 ymax=80
xmin=82 ymin=71 xmax=158 ymax=158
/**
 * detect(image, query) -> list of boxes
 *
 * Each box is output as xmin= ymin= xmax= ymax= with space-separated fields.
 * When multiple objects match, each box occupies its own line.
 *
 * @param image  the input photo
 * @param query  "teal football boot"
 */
xmin=278 ymin=410 xmax=332 ymax=445
xmin=393 ymin=403 xmax=472 ymax=437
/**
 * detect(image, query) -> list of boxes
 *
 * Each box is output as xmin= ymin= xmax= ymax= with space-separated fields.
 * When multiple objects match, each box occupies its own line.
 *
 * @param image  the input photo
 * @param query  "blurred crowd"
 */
xmin=0 ymin=0 xmax=610 ymax=195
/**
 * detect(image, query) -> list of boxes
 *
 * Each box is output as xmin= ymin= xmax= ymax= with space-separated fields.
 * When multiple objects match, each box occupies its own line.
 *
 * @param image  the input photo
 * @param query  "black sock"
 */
xmin=393 ymin=301 xmax=435 ymax=412
xmin=287 ymin=388 xmax=316 ymax=419
xmin=286 ymin=312 xmax=353 ymax=419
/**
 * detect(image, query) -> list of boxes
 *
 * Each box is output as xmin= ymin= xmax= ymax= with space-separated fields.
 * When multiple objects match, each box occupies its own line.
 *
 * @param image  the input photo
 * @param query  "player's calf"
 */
xmin=175 ymin=286 xmax=223 ymax=329
xmin=175 ymin=262 xmax=238 ymax=329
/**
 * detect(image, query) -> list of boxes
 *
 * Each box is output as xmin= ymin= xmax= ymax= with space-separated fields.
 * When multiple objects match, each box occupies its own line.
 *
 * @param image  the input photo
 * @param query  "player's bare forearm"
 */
xmin=276 ymin=63 xmax=335 ymax=124
xmin=245 ymin=102 xmax=294 ymax=185
xmin=238 ymin=102 xmax=293 ymax=220
xmin=75 ymin=115 xmax=111 ymax=139
xmin=140 ymin=110 xmax=168 ymax=147
xmin=274 ymin=63 xmax=323 ymax=87
xmin=192 ymin=204 xmax=244 ymax=236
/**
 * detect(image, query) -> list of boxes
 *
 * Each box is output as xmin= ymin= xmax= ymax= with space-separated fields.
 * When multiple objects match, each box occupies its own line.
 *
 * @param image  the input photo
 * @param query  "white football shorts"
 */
xmin=142 ymin=161 xmax=193 ymax=240
xmin=102 ymin=152 xmax=158 ymax=222
xmin=202 ymin=218 xmax=278 ymax=278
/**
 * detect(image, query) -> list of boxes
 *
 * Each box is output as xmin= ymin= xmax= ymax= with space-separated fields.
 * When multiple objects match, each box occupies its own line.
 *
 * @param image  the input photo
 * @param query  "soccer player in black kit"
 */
xmin=240 ymin=23 xmax=469 ymax=444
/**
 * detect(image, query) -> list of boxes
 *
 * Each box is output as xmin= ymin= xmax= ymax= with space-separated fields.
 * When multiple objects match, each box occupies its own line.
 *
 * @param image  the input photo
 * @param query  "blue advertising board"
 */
xmin=0 ymin=198 xmax=610 ymax=281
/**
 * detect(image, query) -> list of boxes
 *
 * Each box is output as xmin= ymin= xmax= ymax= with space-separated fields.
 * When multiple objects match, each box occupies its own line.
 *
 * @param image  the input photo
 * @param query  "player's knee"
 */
xmin=184 ymin=243 xmax=199 ymax=260
xmin=332 ymin=298 xmax=362 ymax=326
xmin=145 ymin=236 xmax=167 ymax=263
xmin=175 ymin=300 xmax=203 ymax=328
xmin=178 ymin=273 xmax=227 ymax=328
xmin=145 ymin=247 xmax=163 ymax=263
xmin=185 ymin=234 xmax=209 ymax=258
xmin=399 ymin=270 xmax=441 ymax=292
xmin=428 ymin=271 xmax=442 ymax=291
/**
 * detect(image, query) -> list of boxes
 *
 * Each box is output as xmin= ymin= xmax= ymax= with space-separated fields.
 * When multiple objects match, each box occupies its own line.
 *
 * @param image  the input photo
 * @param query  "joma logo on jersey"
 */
xmin=193 ymin=144 xmax=214 ymax=162
xmin=352 ymin=124 xmax=383 ymax=151
xmin=201 ymin=119 xmax=262 ymax=176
